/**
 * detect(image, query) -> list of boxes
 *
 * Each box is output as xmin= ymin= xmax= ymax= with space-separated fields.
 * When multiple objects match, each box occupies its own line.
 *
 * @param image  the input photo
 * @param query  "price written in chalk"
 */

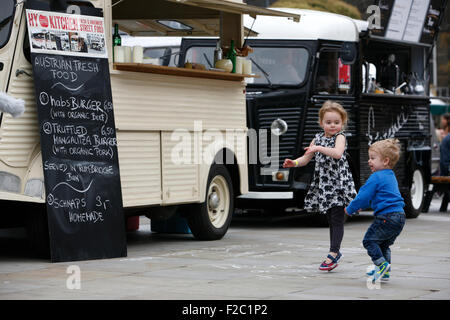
xmin=96 ymin=195 xmax=110 ymax=210
xmin=101 ymin=125 xmax=114 ymax=136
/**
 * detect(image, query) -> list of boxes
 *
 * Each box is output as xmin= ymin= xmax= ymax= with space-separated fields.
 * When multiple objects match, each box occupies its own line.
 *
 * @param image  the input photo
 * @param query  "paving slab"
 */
xmin=0 ymin=196 xmax=449 ymax=300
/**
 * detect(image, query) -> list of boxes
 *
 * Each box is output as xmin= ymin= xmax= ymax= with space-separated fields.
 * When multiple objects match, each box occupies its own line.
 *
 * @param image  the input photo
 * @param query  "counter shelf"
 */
xmin=113 ymin=63 xmax=258 ymax=82
xmin=361 ymin=93 xmax=430 ymax=100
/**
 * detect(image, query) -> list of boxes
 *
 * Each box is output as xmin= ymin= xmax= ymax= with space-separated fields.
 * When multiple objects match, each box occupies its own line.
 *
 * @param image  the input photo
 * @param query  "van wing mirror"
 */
xmin=340 ymin=42 xmax=357 ymax=65
xmin=161 ymin=48 xmax=172 ymax=66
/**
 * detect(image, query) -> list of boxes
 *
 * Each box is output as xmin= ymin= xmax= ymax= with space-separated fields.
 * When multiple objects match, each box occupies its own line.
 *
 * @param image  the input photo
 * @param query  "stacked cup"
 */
xmin=114 ymin=46 xmax=144 ymax=63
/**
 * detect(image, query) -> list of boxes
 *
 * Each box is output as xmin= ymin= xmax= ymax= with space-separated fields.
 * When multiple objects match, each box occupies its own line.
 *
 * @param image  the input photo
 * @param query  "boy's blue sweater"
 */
xmin=346 ymin=169 xmax=405 ymax=216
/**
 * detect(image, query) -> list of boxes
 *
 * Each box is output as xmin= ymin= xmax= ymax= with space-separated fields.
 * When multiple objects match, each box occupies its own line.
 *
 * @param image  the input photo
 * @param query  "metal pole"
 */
xmin=432 ymin=46 xmax=438 ymax=89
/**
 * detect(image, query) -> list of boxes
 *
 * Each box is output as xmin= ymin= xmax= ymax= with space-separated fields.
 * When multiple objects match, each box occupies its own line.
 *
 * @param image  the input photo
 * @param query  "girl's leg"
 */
xmin=325 ymin=206 xmax=345 ymax=263
xmin=326 ymin=211 xmax=334 ymax=251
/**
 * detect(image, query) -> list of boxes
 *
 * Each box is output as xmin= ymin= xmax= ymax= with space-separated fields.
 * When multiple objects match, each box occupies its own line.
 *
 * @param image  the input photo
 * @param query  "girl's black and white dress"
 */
xmin=304 ymin=131 xmax=357 ymax=214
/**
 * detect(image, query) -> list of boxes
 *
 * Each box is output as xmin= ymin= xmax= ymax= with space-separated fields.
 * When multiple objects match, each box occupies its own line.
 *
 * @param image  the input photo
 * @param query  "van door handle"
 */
xmin=0 ymin=62 xmax=3 ymax=71
xmin=16 ymin=69 xmax=32 ymax=77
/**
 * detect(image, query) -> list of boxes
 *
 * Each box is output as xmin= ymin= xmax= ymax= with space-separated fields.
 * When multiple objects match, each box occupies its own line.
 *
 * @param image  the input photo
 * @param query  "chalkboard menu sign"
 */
xmin=26 ymin=7 xmax=127 ymax=262
xmin=370 ymin=0 xmax=445 ymax=45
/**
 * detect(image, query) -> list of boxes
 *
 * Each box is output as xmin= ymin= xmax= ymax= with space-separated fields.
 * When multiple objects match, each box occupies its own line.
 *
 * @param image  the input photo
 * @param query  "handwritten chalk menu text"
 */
xmin=27 ymin=9 xmax=126 ymax=262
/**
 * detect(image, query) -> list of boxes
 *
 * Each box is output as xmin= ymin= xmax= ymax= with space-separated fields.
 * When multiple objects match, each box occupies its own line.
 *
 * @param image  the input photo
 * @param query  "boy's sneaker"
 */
xmin=371 ymin=262 xmax=390 ymax=283
xmin=366 ymin=265 xmax=391 ymax=281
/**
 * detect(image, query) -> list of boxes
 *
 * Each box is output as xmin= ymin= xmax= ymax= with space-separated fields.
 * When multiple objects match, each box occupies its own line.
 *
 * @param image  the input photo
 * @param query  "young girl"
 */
xmin=283 ymin=100 xmax=356 ymax=271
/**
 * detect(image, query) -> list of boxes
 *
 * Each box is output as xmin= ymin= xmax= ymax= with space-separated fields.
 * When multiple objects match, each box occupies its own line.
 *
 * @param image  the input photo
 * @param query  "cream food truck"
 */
xmin=0 ymin=0 xmax=299 ymax=256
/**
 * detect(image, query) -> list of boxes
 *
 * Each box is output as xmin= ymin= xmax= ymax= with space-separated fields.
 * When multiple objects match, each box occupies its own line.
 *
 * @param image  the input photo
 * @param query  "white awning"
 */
xmin=165 ymin=0 xmax=300 ymax=22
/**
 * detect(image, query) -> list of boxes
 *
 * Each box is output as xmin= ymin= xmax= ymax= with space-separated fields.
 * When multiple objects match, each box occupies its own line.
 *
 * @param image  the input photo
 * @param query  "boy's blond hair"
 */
xmin=318 ymin=100 xmax=348 ymax=128
xmin=369 ymin=139 xmax=401 ymax=168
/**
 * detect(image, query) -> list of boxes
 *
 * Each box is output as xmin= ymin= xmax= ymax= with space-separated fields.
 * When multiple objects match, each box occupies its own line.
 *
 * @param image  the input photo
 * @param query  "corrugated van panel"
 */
xmin=200 ymin=128 xmax=248 ymax=199
xmin=161 ymin=131 xmax=199 ymax=204
xmin=110 ymin=71 xmax=246 ymax=131
xmin=117 ymin=131 xmax=161 ymax=207
xmin=0 ymin=67 xmax=40 ymax=167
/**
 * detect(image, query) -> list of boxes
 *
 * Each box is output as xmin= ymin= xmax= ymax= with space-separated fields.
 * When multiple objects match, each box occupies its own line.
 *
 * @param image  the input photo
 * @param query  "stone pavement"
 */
xmin=0 ymin=196 xmax=449 ymax=300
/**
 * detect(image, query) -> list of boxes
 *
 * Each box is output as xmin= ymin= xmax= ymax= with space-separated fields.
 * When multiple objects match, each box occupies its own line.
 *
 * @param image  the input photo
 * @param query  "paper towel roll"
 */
xmin=123 ymin=46 xmax=132 ymax=63
xmin=235 ymin=57 xmax=244 ymax=74
xmin=133 ymin=46 xmax=143 ymax=63
xmin=114 ymin=46 xmax=125 ymax=63
xmin=243 ymin=59 xmax=252 ymax=75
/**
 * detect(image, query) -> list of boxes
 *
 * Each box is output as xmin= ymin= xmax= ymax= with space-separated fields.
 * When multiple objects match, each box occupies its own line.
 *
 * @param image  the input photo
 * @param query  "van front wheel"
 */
xmin=26 ymin=205 xmax=50 ymax=258
xmin=187 ymin=164 xmax=234 ymax=240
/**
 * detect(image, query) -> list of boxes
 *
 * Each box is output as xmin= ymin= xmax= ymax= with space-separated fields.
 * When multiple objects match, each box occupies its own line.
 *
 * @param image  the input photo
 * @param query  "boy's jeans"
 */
xmin=363 ymin=213 xmax=405 ymax=266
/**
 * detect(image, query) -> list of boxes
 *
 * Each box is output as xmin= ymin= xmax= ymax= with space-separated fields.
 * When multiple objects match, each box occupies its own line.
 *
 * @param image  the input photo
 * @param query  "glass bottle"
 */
xmin=228 ymin=40 xmax=237 ymax=73
xmin=113 ymin=23 xmax=121 ymax=47
xmin=113 ymin=24 xmax=121 ymax=63
xmin=214 ymin=40 xmax=222 ymax=66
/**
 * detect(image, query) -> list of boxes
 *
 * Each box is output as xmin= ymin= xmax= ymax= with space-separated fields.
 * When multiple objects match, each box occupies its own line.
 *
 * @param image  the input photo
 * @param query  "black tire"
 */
xmin=187 ymin=164 xmax=234 ymax=240
xmin=403 ymin=167 xmax=426 ymax=219
xmin=26 ymin=205 xmax=50 ymax=259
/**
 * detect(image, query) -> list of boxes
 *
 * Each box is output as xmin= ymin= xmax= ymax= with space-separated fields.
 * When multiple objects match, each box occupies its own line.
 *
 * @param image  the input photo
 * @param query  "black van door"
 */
xmin=243 ymin=40 xmax=316 ymax=192
xmin=306 ymin=43 xmax=359 ymax=186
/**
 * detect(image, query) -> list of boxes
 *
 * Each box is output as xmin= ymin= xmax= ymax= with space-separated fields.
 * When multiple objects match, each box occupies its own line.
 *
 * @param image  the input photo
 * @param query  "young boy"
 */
xmin=345 ymin=139 xmax=405 ymax=282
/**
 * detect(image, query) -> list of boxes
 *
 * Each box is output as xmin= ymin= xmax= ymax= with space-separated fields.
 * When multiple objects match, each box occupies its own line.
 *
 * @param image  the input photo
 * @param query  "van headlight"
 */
xmin=24 ymin=179 xmax=44 ymax=199
xmin=0 ymin=172 xmax=21 ymax=193
xmin=271 ymin=118 xmax=288 ymax=136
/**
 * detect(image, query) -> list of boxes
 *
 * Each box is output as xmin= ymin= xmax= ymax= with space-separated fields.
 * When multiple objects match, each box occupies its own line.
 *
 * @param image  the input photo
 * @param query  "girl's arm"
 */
xmin=304 ymin=134 xmax=346 ymax=159
xmin=283 ymin=139 xmax=315 ymax=168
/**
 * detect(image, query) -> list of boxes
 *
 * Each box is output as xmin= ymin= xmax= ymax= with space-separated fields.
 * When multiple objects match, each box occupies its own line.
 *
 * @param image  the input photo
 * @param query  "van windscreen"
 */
xmin=185 ymin=45 xmax=309 ymax=86
xmin=249 ymin=47 xmax=309 ymax=86
xmin=0 ymin=0 xmax=15 ymax=49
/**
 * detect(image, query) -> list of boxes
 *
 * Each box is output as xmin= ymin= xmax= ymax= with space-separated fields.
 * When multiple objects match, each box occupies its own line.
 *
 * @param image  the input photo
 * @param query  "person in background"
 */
xmin=437 ymin=113 xmax=450 ymax=142
xmin=440 ymin=122 xmax=450 ymax=176
xmin=438 ymin=122 xmax=450 ymax=212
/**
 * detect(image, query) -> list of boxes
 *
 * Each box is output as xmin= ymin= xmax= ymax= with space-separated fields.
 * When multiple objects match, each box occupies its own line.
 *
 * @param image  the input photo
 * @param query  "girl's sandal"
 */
xmin=319 ymin=254 xmax=338 ymax=272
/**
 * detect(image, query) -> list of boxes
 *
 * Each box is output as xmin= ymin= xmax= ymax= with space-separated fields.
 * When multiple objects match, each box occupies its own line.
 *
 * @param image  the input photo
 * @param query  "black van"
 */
xmin=179 ymin=5 xmax=447 ymax=219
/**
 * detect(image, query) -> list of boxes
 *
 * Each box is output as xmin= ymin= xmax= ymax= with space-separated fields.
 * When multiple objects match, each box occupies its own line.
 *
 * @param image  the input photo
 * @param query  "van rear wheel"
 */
xmin=187 ymin=164 xmax=233 ymax=240
xmin=403 ymin=167 xmax=425 ymax=219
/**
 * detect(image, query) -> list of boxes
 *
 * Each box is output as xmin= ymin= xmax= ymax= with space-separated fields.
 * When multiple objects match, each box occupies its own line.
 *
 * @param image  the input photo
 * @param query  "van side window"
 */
xmin=185 ymin=46 xmax=215 ymax=68
xmin=144 ymin=47 xmax=178 ymax=66
xmin=0 ymin=0 xmax=15 ymax=49
xmin=315 ymin=51 xmax=351 ymax=95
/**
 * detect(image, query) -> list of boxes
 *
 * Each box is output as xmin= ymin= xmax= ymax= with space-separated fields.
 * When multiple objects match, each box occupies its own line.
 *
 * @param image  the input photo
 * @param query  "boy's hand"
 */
xmin=344 ymin=208 xmax=351 ymax=216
